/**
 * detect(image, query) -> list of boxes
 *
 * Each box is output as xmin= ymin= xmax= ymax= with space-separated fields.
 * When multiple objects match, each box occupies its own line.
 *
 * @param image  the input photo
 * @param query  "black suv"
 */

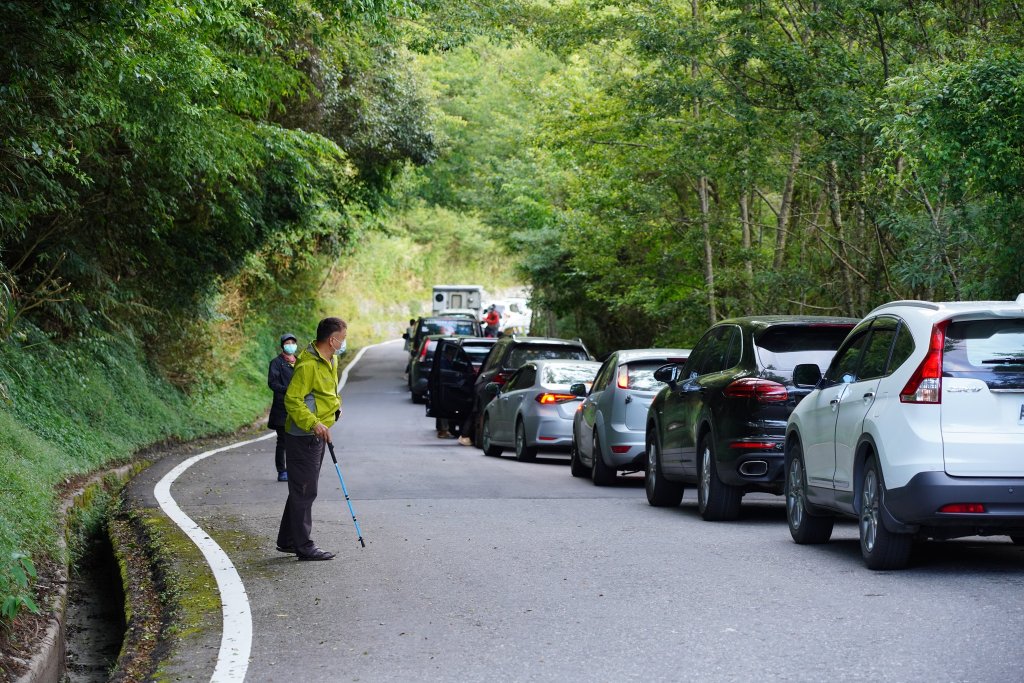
xmin=403 ymin=316 xmax=482 ymax=373
xmin=645 ymin=316 xmax=856 ymax=520
xmin=429 ymin=335 xmax=593 ymax=445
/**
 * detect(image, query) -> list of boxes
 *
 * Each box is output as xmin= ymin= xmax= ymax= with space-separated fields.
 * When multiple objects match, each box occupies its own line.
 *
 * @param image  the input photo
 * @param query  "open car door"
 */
xmin=427 ymin=338 xmax=477 ymax=420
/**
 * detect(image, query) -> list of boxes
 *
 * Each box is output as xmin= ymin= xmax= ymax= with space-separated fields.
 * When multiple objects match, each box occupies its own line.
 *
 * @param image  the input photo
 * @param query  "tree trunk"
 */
xmin=773 ymin=142 xmax=801 ymax=271
xmin=739 ymin=188 xmax=754 ymax=314
xmin=825 ymin=160 xmax=857 ymax=315
xmin=698 ymin=174 xmax=717 ymax=323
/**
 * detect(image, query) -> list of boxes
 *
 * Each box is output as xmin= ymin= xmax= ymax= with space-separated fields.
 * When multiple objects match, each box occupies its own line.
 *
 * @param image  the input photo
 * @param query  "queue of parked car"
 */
xmin=407 ymin=293 xmax=1024 ymax=571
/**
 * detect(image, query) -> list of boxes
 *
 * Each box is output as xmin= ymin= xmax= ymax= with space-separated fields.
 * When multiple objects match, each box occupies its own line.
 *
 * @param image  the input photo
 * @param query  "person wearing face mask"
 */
xmin=268 ymin=333 xmax=300 ymax=482
xmin=277 ymin=317 xmax=348 ymax=561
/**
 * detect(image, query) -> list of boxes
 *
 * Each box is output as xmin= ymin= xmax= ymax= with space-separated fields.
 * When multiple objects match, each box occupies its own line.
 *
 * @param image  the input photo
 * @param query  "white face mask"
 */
xmin=283 ymin=343 xmax=298 ymax=355
xmin=333 ymin=338 xmax=347 ymax=356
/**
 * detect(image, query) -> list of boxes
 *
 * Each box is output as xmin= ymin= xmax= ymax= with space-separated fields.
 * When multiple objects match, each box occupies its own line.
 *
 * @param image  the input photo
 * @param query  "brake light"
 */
xmin=419 ymin=342 xmax=429 ymax=360
xmin=616 ymin=365 xmax=629 ymax=389
xmin=900 ymin=321 xmax=948 ymax=404
xmin=611 ymin=445 xmax=631 ymax=454
xmin=536 ymin=393 xmax=578 ymax=404
xmin=492 ymin=371 xmax=509 ymax=386
xmin=723 ymin=378 xmax=788 ymax=403
xmin=938 ymin=503 xmax=986 ymax=514
xmin=729 ymin=441 xmax=779 ymax=450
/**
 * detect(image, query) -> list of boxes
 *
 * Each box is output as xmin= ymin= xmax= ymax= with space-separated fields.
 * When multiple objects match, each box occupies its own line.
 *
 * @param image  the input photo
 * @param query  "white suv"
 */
xmin=784 ymin=294 xmax=1024 ymax=569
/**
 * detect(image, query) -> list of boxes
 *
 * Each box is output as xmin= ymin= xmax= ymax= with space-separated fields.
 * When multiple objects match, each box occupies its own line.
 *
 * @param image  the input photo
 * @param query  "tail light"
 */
xmin=419 ymin=342 xmax=430 ymax=360
xmin=900 ymin=321 xmax=948 ymax=404
xmin=616 ymin=365 xmax=629 ymax=389
xmin=611 ymin=445 xmax=631 ymax=454
xmin=536 ymin=393 xmax=578 ymax=404
xmin=723 ymin=378 xmax=788 ymax=403
xmin=492 ymin=371 xmax=510 ymax=386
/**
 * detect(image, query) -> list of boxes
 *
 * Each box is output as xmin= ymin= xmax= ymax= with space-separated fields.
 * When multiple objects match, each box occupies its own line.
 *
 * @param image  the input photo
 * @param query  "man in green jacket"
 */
xmin=276 ymin=316 xmax=348 ymax=561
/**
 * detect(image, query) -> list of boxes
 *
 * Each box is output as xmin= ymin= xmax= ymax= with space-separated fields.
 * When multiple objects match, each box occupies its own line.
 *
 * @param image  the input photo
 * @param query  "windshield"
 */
xmin=541 ymin=362 xmax=599 ymax=388
xmin=754 ymin=325 xmax=853 ymax=376
xmin=421 ymin=319 xmax=477 ymax=337
xmin=508 ymin=345 xmax=589 ymax=368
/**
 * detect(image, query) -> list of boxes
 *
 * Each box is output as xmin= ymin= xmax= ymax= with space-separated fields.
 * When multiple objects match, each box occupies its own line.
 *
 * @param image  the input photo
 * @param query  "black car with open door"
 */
xmin=426 ymin=337 xmax=497 ymax=430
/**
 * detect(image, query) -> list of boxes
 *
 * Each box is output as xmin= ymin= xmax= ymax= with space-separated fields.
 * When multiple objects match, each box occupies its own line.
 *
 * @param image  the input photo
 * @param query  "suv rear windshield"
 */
xmin=462 ymin=344 xmax=492 ymax=365
xmin=755 ymin=325 xmax=853 ymax=375
xmin=944 ymin=318 xmax=1024 ymax=389
xmin=508 ymin=344 xmax=589 ymax=368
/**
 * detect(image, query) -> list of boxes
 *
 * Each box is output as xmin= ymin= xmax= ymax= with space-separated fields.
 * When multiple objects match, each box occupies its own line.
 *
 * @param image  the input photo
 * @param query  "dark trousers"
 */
xmin=274 ymin=428 xmax=287 ymax=473
xmin=276 ymin=433 xmax=326 ymax=555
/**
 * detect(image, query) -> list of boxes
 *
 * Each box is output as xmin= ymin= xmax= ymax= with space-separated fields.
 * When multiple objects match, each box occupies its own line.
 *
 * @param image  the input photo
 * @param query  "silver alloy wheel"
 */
xmin=787 ymin=458 xmax=804 ymax=529
xmin=482 ymin=418 xmax=492 ymax=451
xmin=647 ymin=442 xmax=657 ymax=488
xmin=700 ymin=445 xmax=712 ymax=505
xmin=861 ymin=468 xmax=879 ymax=553
xmin=516 ymin=422 xmax=525 ymax=455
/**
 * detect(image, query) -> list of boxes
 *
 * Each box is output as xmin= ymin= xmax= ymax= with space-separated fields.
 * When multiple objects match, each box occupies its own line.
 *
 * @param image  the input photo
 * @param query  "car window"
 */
xmin=755 ymin=324 xmax=854 ymax=376
xmin=506 ymin=366 xmax=536 ymax=390
xmin=462 ymin=344 xmax=492 ymax=365
xmin=695 ymin=326 xmax=739 ymax=375
xmin=683 ymin=329 xmax=716 ymax=378
xmin=886 ymin=321 xmax=915 ymax=374
xmin=858 ymin=316 xmax=900 ymax=380
xmin=507 ymin=344 xmax=589 ymax=368
xmin=481 ymin=341 xmax=507 ymax=372
xmin=541 ymin=363 xmax=600 ymax=388
xmin=591 ymin=358 xmax=615 ymax=392
xmin=824 ymin=327 xmax=870 ymax=384
xmin=943 ymin=318 xmax=1024 ymax=389
xmin=623 ymin=360 xmax=681 ymax=391
xmin=421 ymin=319 xmax=478 ymax=337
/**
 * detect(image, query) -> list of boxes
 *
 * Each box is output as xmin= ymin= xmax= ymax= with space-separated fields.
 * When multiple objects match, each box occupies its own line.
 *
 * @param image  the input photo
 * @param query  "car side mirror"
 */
xmin=792 ymin=363 xmax=823 ymax=388
xmin=484 ymin=382 xmax=502 ymax=399
xmin=653 ymin=363 xmax=681 ymax=387
xmin=569 ymin=382 xmax=588 ymax=397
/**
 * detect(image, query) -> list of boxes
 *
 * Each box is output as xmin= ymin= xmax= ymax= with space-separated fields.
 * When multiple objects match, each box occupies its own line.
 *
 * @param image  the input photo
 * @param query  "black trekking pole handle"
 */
xmin=327 ymin=442 xmax=366 ymax=548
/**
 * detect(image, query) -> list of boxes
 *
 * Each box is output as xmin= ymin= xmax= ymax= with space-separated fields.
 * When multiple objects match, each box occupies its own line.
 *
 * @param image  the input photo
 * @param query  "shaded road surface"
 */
xmin=166 ymin=342 xmax=1024 ymax=682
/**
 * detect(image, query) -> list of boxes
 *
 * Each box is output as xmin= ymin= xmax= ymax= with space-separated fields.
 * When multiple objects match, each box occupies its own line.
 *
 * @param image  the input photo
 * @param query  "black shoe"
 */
xmin=297 ymin=548 xmax=336 ymax=561
xmin=276 ymin=545 xmax=297 ymax=554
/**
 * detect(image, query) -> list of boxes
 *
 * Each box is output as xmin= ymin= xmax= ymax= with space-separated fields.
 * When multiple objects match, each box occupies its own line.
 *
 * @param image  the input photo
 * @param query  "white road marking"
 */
xmin=153 ymin=339 xmax=398 ymax=682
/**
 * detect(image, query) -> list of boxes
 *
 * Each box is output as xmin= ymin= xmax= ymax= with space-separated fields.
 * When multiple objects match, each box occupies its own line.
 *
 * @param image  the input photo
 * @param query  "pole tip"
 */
xmin=359 ymin=538 xmax=366 ymax=548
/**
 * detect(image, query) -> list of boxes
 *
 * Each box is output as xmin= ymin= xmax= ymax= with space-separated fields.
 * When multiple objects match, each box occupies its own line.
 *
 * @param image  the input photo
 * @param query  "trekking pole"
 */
xmin=327 ymin=442 xmax=365 ymax=548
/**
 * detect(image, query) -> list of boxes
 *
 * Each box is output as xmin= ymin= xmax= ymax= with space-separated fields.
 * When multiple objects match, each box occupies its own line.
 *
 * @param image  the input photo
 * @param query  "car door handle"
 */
xmin=624 ymin=395 xmax=633 ymax=404
xmin=829 ymin=399 xmax=840 ymax=406
xmin=862 ymin=392 xmax=875 ymax=401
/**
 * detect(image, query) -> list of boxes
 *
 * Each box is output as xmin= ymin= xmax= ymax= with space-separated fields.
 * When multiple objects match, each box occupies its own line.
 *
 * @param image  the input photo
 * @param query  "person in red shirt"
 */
xmin=483 ymin=305 xmax=500 ymax=337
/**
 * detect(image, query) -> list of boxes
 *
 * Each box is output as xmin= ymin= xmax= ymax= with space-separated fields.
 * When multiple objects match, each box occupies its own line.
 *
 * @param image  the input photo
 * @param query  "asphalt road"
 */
xmin=166 ymin=341 xmax=1024 ymax=682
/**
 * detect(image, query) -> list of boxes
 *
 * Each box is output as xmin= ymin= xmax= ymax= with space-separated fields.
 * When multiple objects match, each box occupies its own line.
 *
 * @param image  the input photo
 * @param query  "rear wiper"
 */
xmin=980 ymin=358 xmax=1024 ymax=364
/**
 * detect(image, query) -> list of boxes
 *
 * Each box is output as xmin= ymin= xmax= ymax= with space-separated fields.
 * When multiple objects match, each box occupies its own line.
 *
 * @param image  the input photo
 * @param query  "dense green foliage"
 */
xmin=405 ymin=1 xmax=1024 ymax=352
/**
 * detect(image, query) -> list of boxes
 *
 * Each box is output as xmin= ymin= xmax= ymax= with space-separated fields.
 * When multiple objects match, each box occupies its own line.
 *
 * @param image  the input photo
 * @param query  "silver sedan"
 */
xmin=571 ymin=349 xmax=690 ymax=485
xmin=481 ymin=359 xmax=601 ymax=461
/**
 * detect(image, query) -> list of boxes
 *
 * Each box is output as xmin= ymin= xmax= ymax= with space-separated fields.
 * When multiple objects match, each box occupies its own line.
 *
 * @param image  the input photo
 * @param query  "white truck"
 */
xmin=431 ymin=284 xmax=484 ymax=317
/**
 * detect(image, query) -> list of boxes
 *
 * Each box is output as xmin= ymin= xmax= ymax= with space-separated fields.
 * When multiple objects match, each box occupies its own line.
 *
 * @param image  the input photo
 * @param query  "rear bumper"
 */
xmin=532 ymin=417 xmax=574 ymax=449
xmin=602 ymin=423 xmax=646 ymax=468
xmin=717 ymin=437 xmax=786 ymax=491
xmin=885 ymin=471 xmax=1024 ymax=537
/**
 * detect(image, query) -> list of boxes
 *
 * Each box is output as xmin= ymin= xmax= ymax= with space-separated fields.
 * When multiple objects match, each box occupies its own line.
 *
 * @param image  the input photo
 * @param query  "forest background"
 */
xmin=2 ymin=0 xmax=1023 ymax=624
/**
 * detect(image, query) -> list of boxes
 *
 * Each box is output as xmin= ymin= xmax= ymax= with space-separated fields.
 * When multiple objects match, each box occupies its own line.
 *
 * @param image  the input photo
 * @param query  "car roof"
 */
xmin=613 ymin=348 xmax=692 ymax=363
xmin=716 ymin=315 xmax=859 ymax=331
xmin=526 ymin=358 xmax=601 ymax=367
xmin=867 ymin=295 xmax=1024 ymax=320
xmin=501 ymin=335 xmax=586 ymax=346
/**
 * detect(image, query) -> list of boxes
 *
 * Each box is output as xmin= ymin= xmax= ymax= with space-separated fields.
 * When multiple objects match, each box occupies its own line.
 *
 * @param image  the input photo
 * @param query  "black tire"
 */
xmin=514 ymin=419 xmax=538 ymax=462
xmin=591 ymin=430 xmax=616 ymax=486
xmin=481 ymin=416 xmax=503 ymax=457
xmin=786 ymin=442 xmax=834 ymax=544
xmin=697 ymin=437 xmax=742 ymax=521
xmin=411 ymin=392 xmax=425 ymax=405
xmin=569 ymin=430 xmax=589 ymax=478
xmin=645 ymin=434 xmax=683 ymax=507
xmin=859 ymin=456 xmax=913 ymax=570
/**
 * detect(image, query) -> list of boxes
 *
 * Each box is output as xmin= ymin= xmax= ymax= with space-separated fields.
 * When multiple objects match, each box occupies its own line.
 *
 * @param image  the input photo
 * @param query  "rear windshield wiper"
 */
xmin=980 ymin=358 xmax=1024 ymax=364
